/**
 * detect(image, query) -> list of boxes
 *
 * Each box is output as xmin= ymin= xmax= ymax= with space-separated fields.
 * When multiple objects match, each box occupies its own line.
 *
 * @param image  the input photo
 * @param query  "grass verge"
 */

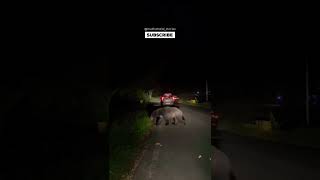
xmin=109 ymin=110 xmax=153 ymax=180
xmin=180 ymin=99 xmax=211 ymax=109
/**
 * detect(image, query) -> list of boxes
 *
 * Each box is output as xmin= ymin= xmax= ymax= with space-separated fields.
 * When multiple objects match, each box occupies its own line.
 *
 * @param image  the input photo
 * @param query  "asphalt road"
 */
xmin=133 ymin=102 xmax=320 ymax=180
xmin=133 ymin=104 xmax=212 ymax=180
xmin=217 ymin=130 xmax=320 ymax=180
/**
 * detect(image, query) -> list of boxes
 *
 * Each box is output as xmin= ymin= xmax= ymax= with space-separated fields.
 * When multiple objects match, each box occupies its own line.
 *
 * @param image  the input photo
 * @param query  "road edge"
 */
xmin=123 ymin=128 xmax=154 ymax=180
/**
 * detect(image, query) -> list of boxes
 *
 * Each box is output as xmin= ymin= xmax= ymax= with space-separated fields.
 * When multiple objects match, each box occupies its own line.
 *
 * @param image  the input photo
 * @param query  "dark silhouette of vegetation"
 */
xmin=1 ymin=57 xmax=160 ymax=180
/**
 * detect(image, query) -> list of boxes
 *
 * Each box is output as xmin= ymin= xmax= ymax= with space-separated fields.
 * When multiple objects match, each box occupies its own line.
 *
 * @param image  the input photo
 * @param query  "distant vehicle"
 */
xmin=160 ymin=93 xmax=179 ymax=106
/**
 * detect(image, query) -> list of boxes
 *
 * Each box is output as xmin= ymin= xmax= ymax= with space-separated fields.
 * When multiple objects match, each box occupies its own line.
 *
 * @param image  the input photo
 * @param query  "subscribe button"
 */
xmin=145 ymin=31 xmax=175 ymax=38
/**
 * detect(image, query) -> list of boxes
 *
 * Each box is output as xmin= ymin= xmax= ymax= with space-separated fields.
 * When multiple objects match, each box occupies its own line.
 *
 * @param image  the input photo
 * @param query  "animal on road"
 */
xmin=150 ymin=107 xmax=186 ymax=126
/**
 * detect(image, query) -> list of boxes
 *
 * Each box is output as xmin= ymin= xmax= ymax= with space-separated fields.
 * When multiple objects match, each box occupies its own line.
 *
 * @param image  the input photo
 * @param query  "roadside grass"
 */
xmin=109 ymin=110 xmax=153 ymax=180
xmin=180 ymin=99 xmax=211 ymax=109
xmin=149 ymin=96 xmax=160 ymax=103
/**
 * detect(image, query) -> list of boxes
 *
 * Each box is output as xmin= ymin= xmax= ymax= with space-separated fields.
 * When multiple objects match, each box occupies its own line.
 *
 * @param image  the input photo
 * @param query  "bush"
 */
xmin=136 ymin=89 xmax=149 ymax=103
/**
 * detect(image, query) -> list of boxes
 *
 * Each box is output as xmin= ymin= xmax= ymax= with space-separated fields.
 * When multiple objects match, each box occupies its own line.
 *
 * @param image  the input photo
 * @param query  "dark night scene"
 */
xmin=1 ymin=3 xmax=320 ymax=180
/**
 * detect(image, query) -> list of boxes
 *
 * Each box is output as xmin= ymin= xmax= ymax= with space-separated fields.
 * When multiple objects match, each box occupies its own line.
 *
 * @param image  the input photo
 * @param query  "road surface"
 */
xmin=216 ymin=130 xmax=320 ymax=180
xmin=135 ymin=101 xmax=320 ymax=180
xmin=133 ymin=103 xmax=212 ymax=180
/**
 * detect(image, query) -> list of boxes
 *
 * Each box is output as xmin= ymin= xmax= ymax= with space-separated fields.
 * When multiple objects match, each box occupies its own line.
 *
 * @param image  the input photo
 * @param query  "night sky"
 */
xmin=2 ymin=4 xmax=318 ymax=96
xmin=142 ymin=3 xmax=319 ymax=95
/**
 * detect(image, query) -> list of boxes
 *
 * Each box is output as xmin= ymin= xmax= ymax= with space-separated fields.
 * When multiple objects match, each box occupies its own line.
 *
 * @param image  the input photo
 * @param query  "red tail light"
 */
xmin=211 ymin=112 xmax=219 ymax=119
xmin=172 ymin=96 xmax=179 ymax=101
xmin=160 ymin=96 xmax=164 ymax=101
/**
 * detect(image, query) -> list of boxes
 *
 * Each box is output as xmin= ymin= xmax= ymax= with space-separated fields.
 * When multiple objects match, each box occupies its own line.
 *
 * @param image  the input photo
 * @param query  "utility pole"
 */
xmin=306 ymin=56 xmax=310 ymax=126
xmin=206 ymin=80 xmax=209 ymax=102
